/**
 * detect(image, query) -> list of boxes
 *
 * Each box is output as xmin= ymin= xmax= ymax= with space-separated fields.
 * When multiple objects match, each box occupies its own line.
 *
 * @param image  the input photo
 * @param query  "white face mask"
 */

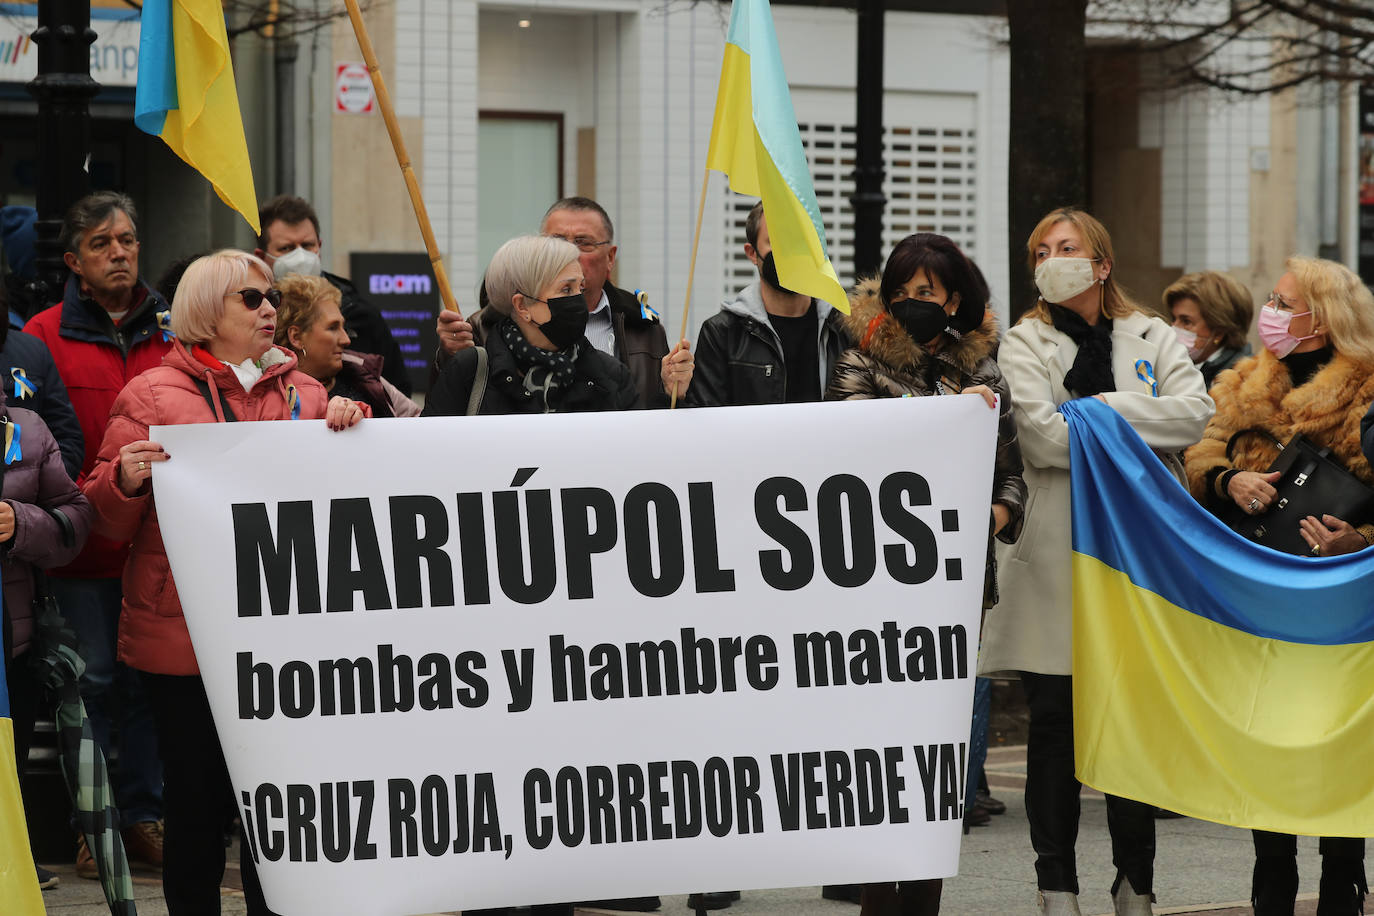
xmin=271 ymin=246 xmax=323 ymax=280
xmin=1034 ymin=257 xmax=1098 ymax=305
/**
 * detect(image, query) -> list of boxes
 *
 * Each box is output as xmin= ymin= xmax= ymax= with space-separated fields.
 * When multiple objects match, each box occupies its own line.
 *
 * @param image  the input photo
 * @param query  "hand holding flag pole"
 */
xmin=342 ymin=0 xmax=463 ymax=317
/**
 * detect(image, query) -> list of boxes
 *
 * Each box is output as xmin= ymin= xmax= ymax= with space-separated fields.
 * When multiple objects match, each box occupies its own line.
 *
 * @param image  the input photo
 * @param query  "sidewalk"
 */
xmin=35 ymin=745 xmax=1326 ymax=915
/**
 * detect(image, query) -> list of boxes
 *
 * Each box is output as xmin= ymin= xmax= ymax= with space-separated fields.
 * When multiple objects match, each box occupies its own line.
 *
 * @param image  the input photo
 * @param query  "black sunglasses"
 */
xmin=235 ymin=288 xmax=282 ymax=309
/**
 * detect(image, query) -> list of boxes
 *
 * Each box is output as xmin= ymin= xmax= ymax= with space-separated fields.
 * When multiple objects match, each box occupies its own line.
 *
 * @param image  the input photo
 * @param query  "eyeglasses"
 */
xmin=235 ymin=288 xmax=282 ymax=309
xmin=1266 ymin=290 xmax=1309 ymax=314
xmin=549 ymin=234 xmax=612 ymax=253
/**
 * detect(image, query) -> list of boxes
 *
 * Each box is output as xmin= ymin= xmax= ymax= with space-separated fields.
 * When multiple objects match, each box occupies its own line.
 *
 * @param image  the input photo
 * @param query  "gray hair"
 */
xmin=541 ymin=197 xmax=615 ymax=243
xmin=484 ymin=236 xmax=581 ymax=317
xmin=62 ymin=191 xmax=138 ymax=254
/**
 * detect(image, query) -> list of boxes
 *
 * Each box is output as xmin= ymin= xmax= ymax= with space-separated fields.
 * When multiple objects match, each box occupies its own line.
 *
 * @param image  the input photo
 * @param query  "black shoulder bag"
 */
xmin=1219 ymin=428 xmax=1374 ymax=555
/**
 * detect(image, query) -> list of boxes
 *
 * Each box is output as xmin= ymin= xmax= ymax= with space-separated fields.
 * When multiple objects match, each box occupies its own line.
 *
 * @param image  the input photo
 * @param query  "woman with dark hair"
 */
xmin=978 ymin=208 xmax=1213 ymax=916
xmin=826 ymin=232 xmax=1026 ymax=916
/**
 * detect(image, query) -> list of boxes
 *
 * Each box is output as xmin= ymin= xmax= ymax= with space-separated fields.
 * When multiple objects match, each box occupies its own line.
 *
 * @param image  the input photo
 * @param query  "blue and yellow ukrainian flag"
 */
xmin=1062 ymin=398 xmax=1374 ymax=837
xmin=134 ymin=0 xmax=260 ymax=234
xmin=0 ymin=647 xmax=44 ymax=914
xmin=706 ymin=0 xmax=849 ymax=313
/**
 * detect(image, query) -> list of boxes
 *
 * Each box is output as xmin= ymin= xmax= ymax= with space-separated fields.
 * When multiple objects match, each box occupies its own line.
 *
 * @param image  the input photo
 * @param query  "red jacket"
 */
xmin=83 ymin=341 xmax=332 ymax=675
xmin=24 ymin=277 xmax=174 ymax=578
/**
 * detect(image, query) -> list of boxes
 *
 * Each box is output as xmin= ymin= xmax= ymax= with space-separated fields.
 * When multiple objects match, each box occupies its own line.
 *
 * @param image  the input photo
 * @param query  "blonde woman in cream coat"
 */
xmin=978 ymin=208 xmax=1213 ymax=916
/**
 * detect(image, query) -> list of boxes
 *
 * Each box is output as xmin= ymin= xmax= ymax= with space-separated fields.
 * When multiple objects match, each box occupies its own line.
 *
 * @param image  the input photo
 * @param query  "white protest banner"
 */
xmin=151 ymin=397 xmax=996 ymax=915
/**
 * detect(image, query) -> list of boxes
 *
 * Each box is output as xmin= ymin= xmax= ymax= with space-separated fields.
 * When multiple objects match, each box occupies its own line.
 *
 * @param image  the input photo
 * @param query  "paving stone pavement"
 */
xmin=33 ymin=745 xmax=1330 ymax=915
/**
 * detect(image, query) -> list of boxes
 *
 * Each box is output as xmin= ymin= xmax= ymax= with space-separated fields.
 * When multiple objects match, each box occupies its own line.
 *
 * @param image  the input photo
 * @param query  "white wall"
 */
xmin=381 ymin=1 xmax=1011 ymax=341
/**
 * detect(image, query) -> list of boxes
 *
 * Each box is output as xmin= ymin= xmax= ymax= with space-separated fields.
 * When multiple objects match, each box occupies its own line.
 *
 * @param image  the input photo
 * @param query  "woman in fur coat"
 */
xmin=1184 ymin=255 xmax=1374 ymax=916
xmin=825 ymin=232 xmax=1027 ymax=916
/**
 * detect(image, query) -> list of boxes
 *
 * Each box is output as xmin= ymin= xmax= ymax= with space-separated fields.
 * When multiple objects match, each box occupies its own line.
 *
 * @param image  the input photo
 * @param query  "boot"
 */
xmin=1252 ymin=855 xmax=1299 ymax=916
xmin=1315 ymin=855 xmax=1368 ymax=916
xmin=1112 ymin=881 xmax=1153 ymax=915
xmin=1037 ymin=890 xmax=1082 ymax=916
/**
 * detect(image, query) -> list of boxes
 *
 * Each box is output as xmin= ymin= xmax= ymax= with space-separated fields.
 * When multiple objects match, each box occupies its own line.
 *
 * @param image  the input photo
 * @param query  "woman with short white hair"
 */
xmin=423 ymin=235 xmax=638 ymax=417
xmin=82 ymin=249 xmax=365 ymax=916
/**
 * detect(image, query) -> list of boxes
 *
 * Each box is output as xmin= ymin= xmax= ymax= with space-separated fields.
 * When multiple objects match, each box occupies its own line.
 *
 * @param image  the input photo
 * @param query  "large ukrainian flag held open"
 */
xmin=1063 ymin=398 xmax=1374 ymax=837
xmin=0 ymin=643 xmax=44 ymax=913
xmin=707 ymin=0 xmax=849 ymax=312
xmin=135 ymin=0 xmax=260 ymax=234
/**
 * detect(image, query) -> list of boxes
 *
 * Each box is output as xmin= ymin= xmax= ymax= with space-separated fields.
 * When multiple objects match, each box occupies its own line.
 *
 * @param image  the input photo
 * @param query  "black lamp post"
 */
xmin=849 ymin=0 xmax=886 ymax=279
xmin=27 ymin=0 xmax=99 ymax=305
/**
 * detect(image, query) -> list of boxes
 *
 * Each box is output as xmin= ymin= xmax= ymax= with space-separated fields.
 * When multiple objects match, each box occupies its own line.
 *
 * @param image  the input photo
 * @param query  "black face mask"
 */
xmin=531 ymin=293 xmax=589 ymax=350
xmin=888 ymin=298 xmax=950 ymax=344
xmin=759 ymin=251 xmax=794 ymax=295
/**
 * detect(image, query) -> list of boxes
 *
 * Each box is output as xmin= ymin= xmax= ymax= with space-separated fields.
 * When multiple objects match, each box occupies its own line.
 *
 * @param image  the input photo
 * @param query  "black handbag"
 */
xmin=1218 ymin=428 xmax=1374 ymax=555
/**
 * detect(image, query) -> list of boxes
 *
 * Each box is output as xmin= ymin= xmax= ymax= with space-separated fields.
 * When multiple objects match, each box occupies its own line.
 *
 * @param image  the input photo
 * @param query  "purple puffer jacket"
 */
xmin=1 ymin=391 xmax=92 ymax=658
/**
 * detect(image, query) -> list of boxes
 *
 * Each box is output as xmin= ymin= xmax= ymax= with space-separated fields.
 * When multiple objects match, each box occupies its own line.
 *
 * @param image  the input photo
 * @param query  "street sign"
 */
xmin=334 ymin=62 xmax=374 ymax=115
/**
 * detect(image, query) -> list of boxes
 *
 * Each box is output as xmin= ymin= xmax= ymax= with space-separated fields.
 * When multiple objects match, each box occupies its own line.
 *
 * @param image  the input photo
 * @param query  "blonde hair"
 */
xmin=169 ymin=250 xmax=274 ymax=344
xmin=1162 ymin=271 xmax=1254 ymax=349
xmin=1021 ymin=208 xmax=1140 ymax=324
xmin=1286 ymin=255 xmax=1374 ymax=365
xmin=273 ymin=275 xmax=341 ymax=352
xmin=483 ymin=235 xmax=580 ymax=316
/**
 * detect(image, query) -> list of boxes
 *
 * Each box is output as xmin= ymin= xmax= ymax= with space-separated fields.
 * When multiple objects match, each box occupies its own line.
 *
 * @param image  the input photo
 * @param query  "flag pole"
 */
xmin=342 ymin=0 xmax=462 ymax=316
xmin=671 ymin=166 xmax=712 ymax=409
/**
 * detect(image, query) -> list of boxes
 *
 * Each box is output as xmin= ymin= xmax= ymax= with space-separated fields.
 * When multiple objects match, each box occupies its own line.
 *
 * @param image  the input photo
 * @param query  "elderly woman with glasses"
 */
xmin=1185 ymin=256 xmax=1374 ymax=916
xmin=82 ymin=250 xmax=365 ymax=916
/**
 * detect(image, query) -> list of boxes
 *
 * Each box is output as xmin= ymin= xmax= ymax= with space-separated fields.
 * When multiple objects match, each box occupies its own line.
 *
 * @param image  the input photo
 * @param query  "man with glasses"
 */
xmin=24 ymin=190 xmax=170 ymax=877
xmin=436 ymin=196 xmax=693 ymax=407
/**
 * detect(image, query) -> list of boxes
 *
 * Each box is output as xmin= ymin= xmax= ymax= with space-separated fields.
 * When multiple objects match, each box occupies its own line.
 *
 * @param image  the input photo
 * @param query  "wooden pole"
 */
xmin=671 ymin=168 xmax=712 ymax=408
xmin=343 ymin=0 xmax=462 ymax=316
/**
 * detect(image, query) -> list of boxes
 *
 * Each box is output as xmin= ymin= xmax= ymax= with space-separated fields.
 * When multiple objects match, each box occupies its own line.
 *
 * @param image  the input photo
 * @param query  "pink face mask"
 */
xmin=1257 ymin=304 xmax=1318 ymax=358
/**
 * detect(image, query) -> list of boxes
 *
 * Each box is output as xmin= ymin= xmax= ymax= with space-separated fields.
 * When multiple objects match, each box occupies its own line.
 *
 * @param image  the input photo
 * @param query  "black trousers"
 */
xmin=1022 ymin=672 xmax=1155 ymax=896
xmin=142 ymin=672 xmax=278 ymax=916
xmin=860 ymin=879 xmax=943 ymax=916
xmin=1252 ymin=830 xmax=1366 ymax=915
xmin=6 ymin=651 xmax=39 ymax=786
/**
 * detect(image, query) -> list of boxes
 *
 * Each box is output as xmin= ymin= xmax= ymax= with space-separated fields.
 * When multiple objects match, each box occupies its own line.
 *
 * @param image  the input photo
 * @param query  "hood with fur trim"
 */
xmin=840 ymin=276 xmax=999 ymax=375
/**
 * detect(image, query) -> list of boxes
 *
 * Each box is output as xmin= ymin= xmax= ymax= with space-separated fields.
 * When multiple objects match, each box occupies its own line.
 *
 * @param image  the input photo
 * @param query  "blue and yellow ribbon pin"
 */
xmin=157 ymin=309 xmax=175 ymax=342
xmin=4 ymin=419 xmax=21 ymax=465
xmin=1135 ymin=359 xmax=1158 ymax=397
xmin=287 ymin=384 xmax=301 ymax=420
xmin=634 ymin=290 xmax=660 ymax=322
xmin=11 ymin=368 xmax=35 ymax=401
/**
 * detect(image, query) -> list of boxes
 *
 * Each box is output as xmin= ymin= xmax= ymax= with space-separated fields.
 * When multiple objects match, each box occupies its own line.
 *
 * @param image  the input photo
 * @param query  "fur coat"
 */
xmin=825 ymin=278 xmax=1028 ymax=603
xmin=1185 ymin=348 xmax=1374 ymax=532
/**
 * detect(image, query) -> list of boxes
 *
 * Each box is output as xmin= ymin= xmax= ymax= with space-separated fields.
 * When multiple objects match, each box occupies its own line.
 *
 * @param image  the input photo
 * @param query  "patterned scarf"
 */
xmin=498 ymin=318 xmax=581 ymax=412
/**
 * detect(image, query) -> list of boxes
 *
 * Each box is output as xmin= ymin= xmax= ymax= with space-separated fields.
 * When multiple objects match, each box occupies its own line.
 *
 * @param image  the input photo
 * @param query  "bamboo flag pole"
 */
xmin=670 ymin=167 xmax=712 ymax=409
xmin=343 ymin=0 xmax=462 ymax=316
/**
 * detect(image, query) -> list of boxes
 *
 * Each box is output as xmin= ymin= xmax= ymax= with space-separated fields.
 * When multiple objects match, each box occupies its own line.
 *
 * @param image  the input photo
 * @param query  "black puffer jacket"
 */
xmin=686 ymin=281 xmax=850 ymax=407
xmin=826 ymin=277 xmax=1027 ymax=604
xmin=422 ymin=320 xmax=638 ymax=417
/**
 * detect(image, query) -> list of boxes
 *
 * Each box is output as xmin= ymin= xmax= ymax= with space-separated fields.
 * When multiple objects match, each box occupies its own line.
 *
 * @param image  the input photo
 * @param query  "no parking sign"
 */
xmin=335 ymin=62 xmax=375 ymax=114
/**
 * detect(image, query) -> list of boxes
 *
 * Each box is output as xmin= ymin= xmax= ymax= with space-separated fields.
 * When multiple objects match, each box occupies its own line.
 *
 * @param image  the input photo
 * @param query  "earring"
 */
xmin=300 ymin=347 xmax=308 ymax=358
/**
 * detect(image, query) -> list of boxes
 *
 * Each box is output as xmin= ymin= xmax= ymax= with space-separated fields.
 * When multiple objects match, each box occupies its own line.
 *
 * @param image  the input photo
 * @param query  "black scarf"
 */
xmin=1049 ymin=305 xmax=1115 ymax=397
xmin=498 ymin=319 xmax=581 ymax=411
xmin=1280 ymin=345 xmax=1333 ymax=389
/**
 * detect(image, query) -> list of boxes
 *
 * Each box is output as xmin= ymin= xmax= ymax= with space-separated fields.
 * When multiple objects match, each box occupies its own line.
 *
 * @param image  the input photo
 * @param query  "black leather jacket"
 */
xmin=686 ymin=281 xmax=850 ymax=407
